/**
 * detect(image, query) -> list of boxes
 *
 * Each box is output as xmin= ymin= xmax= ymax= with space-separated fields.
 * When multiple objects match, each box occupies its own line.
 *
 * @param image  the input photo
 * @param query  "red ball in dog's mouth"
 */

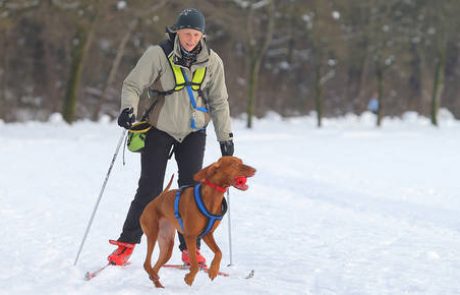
xmin=233 ymin=176 xmax=248 ymax=191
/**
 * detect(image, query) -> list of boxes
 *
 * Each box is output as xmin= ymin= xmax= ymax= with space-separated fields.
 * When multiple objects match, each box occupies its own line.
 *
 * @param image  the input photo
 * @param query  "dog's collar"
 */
xmin=203 ymin=179 xmax=228 ymax=193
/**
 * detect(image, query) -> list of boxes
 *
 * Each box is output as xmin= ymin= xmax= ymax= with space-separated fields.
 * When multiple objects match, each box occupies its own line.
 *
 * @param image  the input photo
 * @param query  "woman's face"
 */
xmin=177 ymin=28 xmax=203 ymax=52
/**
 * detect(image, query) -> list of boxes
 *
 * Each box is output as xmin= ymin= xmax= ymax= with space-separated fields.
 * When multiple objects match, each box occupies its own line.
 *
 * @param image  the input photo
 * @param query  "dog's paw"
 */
xmin=208 ymin=269 xmax=218 ymax=281
xmin=184 ymin=273 xmax=195 ymax=286
xmin=154 ymin=281 xmax=164 ymax=288
xmin=149 ymin=273 xmax=164 ymax=288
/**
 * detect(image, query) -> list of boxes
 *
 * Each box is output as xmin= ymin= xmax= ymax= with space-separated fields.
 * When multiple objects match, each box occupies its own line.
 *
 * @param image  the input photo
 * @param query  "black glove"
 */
xmin=220 ymin=140 xmax=234 ymax=156
xmin=117 ymin=107 xmax=135 ymax=129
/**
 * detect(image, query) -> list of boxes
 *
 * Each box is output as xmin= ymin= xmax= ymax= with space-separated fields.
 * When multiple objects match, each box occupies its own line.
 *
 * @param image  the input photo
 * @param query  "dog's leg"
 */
xmin=152 ymin=218 xmax=175 ymax=274
xmin=140 ymin=212 xmax=163 ymax=288
xmin=202 ymin=233 xmax=222 ymax=281
xmin=183 ymin=236 xmax=200 ymax=286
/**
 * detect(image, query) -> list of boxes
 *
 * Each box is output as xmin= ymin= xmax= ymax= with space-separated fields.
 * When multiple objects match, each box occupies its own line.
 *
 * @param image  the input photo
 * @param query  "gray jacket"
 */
xmin=121 ymin=35 xmax=233 ymax=143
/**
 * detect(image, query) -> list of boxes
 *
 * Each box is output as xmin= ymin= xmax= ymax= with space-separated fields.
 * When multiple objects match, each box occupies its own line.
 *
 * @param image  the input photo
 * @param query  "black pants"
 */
xmin=118 ymin=127 xmax=206 ymax=251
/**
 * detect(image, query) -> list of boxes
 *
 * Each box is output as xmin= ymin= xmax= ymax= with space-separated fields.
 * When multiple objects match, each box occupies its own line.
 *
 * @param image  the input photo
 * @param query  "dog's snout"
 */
xmin=242 ymin=164 xmax=256 ymax=177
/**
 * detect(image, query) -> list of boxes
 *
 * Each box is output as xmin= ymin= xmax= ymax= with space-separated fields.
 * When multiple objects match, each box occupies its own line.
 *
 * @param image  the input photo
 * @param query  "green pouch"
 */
xmin=127 ymin=121 xmax=152 ymax=153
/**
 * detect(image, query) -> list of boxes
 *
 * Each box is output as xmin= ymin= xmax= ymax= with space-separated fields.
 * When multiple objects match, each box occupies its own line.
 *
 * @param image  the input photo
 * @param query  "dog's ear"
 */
xmin=193 ymin=163 xmax=220 ymax=182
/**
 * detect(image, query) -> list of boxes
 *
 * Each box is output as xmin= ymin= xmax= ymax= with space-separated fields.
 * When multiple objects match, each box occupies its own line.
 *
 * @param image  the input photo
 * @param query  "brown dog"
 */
xmin=140 ymin=156 xmax=256 ymax=288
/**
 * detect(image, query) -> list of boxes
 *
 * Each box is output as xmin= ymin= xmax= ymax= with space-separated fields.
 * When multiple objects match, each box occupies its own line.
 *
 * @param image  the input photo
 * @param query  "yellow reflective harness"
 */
xmin=169 ymin=54 xmax=207 ymax=92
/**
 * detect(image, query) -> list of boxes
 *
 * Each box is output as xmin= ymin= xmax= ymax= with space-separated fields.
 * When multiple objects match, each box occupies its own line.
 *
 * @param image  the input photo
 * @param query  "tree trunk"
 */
xmin=246 ymin=60 xmax=260 ymax=128
xmin=314 ymin=63 xmax=323 ymax=127
xmin=43 ymin=39 xmax=59 ymax=114
xmin=41 ymin=1 xmax=60 ymax=115
xmin=431 ymin=48 xmax=446 ymax=126
xmin=245 ymin=0 xmax=275 ymax=129
xmin=0 ymin=28 xmax=8 ymax=120
xmin=62 ymin=20 xmax=96 ymax=124
xmin=346 ymin=38 xmax=368 ymax=112
xmin=376 ymin=66 xmax=384 ymax=127
xmin=408 ymin=42 xmax=422 ymax=112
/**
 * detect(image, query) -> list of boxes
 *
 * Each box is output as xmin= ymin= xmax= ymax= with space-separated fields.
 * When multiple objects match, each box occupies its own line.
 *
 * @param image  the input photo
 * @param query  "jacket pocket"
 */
xmin=191 ymin=109 xmax=210 ymax=130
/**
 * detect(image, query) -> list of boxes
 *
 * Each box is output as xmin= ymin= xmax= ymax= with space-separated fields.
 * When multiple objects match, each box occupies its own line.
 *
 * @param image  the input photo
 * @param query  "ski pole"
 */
xmin=73 ymin=129 xmax=127 ymax=266
xmin=226 ymin=190 xmax=233 ymax=266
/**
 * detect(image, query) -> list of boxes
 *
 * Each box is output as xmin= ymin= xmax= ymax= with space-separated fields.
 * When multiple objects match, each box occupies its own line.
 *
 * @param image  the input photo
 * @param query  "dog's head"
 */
xmin=193 ymin=156 xmax=256 ymax=191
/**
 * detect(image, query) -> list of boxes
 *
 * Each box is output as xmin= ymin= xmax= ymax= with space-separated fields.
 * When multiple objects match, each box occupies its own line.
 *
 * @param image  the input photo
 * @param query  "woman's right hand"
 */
xmin=117 ymin=107 xmax=135 ymax=129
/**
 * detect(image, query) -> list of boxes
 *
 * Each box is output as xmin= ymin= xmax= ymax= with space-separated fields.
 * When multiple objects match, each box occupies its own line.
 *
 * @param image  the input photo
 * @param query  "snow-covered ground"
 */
xmin=1 ymin=111 xmax=460 ymax=295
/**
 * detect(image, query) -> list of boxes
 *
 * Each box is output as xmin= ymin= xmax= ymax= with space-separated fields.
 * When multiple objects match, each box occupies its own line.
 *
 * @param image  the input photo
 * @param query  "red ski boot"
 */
xmin=107 ymin=240 xmax=135 ymax=266
xmin=181 ymin=249 xmax=207 ymax=267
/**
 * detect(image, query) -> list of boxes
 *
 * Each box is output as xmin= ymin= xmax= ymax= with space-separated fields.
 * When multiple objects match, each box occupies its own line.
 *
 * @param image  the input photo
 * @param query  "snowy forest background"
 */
xmin=2 ymin=2 xmax=460 ymax=293
xmin=0 ymin=0 xmax=459 ymax=127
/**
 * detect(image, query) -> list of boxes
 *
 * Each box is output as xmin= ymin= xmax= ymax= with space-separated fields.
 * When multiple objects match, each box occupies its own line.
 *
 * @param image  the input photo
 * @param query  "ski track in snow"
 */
xmin=1 ymin=114 xmax=460 ymax=294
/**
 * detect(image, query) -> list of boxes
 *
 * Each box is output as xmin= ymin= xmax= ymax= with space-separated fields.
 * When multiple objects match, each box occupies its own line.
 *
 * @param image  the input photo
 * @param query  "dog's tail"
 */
xmin=162 ymin=174 xmax=174 ymax=193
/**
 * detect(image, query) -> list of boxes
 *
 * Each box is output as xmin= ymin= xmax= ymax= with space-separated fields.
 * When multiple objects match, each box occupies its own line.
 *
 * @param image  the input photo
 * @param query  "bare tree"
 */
xmin=242 ymin=0 xmax=275 ymax=129
xmin=305 ymin=0 xmax=341 ymax=127
xmin=91 ymin=0 xmax=168 ymax=121
xmin=61 ymin=0 xmax=102 ymax=123
xmin=364 ymin=0 xmax=398 ymax=126
xmin=421 ymin=1 xmax=460 ymax=126
xmin=0 ymin=22 xmax=11 ymax=120
xmin=0 ymin=0 xmax=41 ymax=120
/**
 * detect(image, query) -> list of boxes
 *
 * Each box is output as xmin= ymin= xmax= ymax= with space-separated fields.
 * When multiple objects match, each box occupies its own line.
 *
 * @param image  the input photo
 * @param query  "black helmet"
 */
xmin=173 ymin=8 xmax=205 ymax=33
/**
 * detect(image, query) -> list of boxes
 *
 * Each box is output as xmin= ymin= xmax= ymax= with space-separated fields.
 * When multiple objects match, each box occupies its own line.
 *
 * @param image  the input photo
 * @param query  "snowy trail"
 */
xmin=1 ymin=114 xmax=460 ymax=294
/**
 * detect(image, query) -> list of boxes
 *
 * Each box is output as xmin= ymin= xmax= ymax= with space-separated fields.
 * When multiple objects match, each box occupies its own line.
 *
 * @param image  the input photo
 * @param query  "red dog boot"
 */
xmin=181 ymin=249 xmax=207 ymax=266
xmin=107 ymin=240 xmax=135 ymax=266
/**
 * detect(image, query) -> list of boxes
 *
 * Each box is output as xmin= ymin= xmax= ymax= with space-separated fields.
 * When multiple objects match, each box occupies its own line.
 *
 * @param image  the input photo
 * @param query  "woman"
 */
xmin=108 ymin=8 xmax=234 ymax=266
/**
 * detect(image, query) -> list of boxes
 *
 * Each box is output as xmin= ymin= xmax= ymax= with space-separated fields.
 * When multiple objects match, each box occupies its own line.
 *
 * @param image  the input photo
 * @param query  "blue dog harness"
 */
xmin=174 ymin=183 xmax=228 ymax=238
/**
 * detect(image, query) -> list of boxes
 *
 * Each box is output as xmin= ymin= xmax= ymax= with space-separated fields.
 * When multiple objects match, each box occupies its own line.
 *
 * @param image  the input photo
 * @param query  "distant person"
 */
xmin=108 ymin=8 xmax=234 ymax=267
xmin=367 ymin=92 xmax=379 ymax=114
